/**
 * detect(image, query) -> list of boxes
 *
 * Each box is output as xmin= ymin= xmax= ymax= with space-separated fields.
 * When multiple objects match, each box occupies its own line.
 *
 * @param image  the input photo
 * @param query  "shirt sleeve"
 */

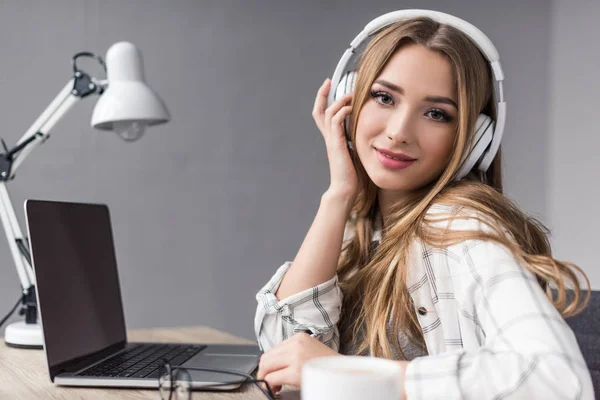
xmin=254 ymin=261 xmax=343 ymax=352
xmin=404 ymin=229 xmax=594 ymax=399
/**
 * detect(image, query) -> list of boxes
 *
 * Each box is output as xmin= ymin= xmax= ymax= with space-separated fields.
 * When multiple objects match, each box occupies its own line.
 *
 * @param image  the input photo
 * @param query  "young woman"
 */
xmin=253 ymin=11 xmax=593 ymax=399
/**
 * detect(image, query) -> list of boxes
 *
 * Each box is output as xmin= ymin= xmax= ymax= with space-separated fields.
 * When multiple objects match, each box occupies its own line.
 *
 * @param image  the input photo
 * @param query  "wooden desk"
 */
xmin=0 ymin=326 xmax=299 ymax=399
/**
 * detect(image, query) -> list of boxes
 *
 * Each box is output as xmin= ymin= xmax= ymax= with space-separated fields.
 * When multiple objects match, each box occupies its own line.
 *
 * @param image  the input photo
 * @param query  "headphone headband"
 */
xmin=328 ymin=9 xmax=506 ymax=172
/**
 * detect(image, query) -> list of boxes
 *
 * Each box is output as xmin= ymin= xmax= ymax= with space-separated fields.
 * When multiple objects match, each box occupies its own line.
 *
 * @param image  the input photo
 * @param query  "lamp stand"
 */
xmin=4 ymin=289 xmax=41 ymax=348
xmin=0 ymin=54 xmax=106 ymax=349
xmin=5 ymin=322 xmax=42 ymax=348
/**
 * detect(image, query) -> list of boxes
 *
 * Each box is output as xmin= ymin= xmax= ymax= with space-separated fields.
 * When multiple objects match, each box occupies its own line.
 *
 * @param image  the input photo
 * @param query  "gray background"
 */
xmin=547 ymin=1 xmax=600 ymax=292
xmin=0 ymin=0 xmax=595 ymax=342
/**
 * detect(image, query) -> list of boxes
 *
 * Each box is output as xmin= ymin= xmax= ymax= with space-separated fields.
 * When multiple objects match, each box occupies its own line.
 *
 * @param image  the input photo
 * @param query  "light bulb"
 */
xmin=113 ymin=121 xmax=147 ymax=142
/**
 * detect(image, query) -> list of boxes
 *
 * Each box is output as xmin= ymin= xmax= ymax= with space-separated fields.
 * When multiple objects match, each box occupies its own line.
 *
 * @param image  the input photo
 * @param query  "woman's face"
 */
xmin=355 ymin=43 xmax=458 ymax=199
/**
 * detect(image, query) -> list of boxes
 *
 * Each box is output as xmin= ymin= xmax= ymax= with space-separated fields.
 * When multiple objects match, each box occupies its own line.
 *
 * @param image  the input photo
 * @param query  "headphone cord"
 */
xmin=0 ymin=294 xmax=22 ymax=330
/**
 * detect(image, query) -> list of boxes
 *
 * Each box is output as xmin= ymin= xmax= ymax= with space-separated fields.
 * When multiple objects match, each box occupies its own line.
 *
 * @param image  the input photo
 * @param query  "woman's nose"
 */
xmin=385 ymin=109 xmax=416 ymax=144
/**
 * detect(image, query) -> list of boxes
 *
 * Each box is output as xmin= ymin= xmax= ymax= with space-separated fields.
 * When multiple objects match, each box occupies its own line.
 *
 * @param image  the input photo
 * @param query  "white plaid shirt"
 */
xmin=254 ymin=205 xmax=594 ymax=399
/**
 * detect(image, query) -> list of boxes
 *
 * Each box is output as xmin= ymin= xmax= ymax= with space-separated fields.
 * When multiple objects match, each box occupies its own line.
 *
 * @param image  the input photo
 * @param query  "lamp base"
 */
xmin=4 ymin=321 xmax=43 ymax=349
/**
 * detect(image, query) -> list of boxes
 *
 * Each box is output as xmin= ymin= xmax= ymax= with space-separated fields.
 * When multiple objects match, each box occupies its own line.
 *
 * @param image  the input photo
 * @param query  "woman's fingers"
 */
xmin=257 ymin=356 xmax=288 ymax=381
xmin=313 ymin=78 xmax=353 ymax=139
xmin=263 ymin=367 xmax=298 ymax=389
xmin=256 ymin=345 xmax=289 ymax=380
xmin=324 ymin=93 xmax=353 ymax=128
xmin=259 ymin=381 xmax=282 ymax=397
xmin=312 ymin=78 xmax=331 ymax=130
xmin=331 ymin=105 xmax=353 ymax=140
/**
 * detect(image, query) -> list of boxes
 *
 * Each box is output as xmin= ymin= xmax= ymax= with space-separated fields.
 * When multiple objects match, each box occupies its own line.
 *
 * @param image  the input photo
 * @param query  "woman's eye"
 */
xmin=369 ymin=91 xmax=453 ymax=123
xmin=426 ymin=109 xmax=452 ymax=122
xmin=370 ymin=90 xmax=394 ymax=105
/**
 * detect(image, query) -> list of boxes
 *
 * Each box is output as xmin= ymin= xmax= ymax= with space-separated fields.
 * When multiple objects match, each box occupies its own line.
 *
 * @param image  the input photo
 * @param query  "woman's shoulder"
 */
xmin=420 ymin=203 xmax=519 ymax=268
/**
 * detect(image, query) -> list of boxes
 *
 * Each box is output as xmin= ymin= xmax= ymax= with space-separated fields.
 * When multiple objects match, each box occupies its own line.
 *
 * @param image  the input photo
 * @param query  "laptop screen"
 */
xmin=25 ymin=200 xmax=126 ymax=371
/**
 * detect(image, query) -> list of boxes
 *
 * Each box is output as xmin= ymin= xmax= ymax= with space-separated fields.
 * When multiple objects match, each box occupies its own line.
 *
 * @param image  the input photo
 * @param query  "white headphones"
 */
xmin=327 ymin=9 xmax=507 ymax=180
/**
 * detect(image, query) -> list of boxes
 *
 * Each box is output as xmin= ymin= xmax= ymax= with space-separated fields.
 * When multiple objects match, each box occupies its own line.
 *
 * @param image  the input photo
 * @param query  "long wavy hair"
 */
xmin=336 ymin=17 xmax=590 ymax=359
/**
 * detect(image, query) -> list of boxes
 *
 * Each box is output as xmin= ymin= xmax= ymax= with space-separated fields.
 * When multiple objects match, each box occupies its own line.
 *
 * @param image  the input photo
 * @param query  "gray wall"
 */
xmin=0 ymin=0 xmax=553 ymax=341
xmin=548 ymin=0 xmax=600 ymax=289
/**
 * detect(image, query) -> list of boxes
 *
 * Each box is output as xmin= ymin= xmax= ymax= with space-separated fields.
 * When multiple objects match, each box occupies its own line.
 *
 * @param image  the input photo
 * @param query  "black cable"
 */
xmin=0 ymin=294 xmax=22 ymax=329
xmin=168 ymin=363 xmax=276 ymax=399
xmin=5 ymin=134 xmax=40 ymax=159
xmin=72 ymin=52 xmax=107 ymax=74
xmin=179 ymin=366 xmax=274 ymax=399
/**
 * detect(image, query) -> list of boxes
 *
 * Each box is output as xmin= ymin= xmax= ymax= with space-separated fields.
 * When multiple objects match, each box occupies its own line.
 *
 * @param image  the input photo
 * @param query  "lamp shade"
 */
xmin=91 ymin=41 xmax=170 ymax=135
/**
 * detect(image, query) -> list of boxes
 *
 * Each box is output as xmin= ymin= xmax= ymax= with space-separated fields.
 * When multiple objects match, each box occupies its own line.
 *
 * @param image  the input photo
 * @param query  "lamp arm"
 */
xmin=10 ymin=79 xmax=79 ymax=175
xmin=0 ymin=74 xmax=101 ymax=292
xmin=0 ymin=183 xmax=32 ymax=290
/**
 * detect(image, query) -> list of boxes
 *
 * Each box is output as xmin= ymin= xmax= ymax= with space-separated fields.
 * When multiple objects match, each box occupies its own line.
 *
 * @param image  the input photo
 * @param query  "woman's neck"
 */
xmin=377 ymin=189 xmax=411 ymax=228
xmin=377 ymin=187 xmax=431 ymax=229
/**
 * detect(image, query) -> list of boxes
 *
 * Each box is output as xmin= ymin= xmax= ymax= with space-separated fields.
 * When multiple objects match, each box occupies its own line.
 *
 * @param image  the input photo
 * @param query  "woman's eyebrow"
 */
xmin=374 ymin=79 xmax=458 ymax=110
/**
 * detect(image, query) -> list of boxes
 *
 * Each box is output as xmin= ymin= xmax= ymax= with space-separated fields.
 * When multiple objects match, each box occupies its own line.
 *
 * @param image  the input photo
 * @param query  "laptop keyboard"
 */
xmin=77 ymin=343 xmax=206 ymax=379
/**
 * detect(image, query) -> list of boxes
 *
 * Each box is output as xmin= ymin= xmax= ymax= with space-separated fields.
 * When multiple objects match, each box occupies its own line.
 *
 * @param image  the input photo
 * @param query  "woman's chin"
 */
xmin=371 ymin=179 xmax=413 ymax=192
xmin=366 ymin=172 xmax=421 ymax=194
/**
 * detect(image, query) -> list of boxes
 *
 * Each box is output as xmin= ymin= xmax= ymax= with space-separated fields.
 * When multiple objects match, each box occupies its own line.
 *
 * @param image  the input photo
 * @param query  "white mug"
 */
xmin=301 ymin=355 xmax=403 ymax=400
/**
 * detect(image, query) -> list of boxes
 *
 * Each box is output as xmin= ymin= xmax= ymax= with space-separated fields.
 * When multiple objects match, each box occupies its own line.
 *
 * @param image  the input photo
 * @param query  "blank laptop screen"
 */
xmin=26 ymin=200 xmax=126 ymax=369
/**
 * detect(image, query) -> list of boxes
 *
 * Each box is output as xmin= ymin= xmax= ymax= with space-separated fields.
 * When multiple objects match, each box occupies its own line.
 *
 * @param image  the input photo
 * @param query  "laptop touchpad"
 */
xmin=184 ymin=354 xmax=259 ymax=383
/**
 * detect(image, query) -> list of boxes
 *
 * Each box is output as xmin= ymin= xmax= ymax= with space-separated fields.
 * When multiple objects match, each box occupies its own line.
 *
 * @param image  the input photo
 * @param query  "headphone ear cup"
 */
xmin=334 ymin=71 xmax=357 ymax=101
xmin=333 ymin=71 xmax=357 ymax=151
xmin=455 ymin=114 xmax=495 ymax=180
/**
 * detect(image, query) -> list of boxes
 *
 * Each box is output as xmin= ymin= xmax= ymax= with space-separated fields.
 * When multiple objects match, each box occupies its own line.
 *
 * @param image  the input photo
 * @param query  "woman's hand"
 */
xmin=256 ymin=332 xmax=339 ymax=394
xmin=312 ymin=78 xmax=359 ymax=203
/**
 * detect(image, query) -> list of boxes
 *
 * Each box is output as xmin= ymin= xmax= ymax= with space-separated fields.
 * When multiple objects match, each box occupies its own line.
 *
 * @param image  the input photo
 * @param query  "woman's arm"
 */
xmin=254 ymin=190 xmax=352 ymax=352
xmin=275 ymin=190 xmax=353 ymax=300
xmin=254 ymin=260 xmax=343 ymax=352
xmin=254 ymin=77 xmax=359 ymax=352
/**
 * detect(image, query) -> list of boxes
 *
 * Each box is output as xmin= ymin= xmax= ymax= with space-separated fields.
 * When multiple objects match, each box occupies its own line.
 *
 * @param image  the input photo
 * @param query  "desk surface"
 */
xmin=0 ymin=326 xmax=299 ymax=399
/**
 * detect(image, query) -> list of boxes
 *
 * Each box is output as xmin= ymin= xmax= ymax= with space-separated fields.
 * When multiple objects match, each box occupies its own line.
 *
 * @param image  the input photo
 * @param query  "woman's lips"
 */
xmin=375 ymin=147 xmax=415 ymax=160
xmin=375 ymin=148 xmax=416 ymax=170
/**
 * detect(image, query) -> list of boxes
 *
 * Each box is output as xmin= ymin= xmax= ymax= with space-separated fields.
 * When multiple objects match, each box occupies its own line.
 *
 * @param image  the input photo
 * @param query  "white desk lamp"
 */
xmin=0 ymin=41 xmax=170 ymax=349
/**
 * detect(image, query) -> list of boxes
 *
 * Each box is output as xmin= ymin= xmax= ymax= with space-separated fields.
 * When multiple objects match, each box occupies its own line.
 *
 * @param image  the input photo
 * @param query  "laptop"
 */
xmin=24 ymin=199 xmax=261 ymax=390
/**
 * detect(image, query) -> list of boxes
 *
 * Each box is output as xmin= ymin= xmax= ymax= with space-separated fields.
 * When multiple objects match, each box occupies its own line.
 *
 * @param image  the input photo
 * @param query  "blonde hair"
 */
xmin=336 ymin=17 xmax=590 ymax=359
